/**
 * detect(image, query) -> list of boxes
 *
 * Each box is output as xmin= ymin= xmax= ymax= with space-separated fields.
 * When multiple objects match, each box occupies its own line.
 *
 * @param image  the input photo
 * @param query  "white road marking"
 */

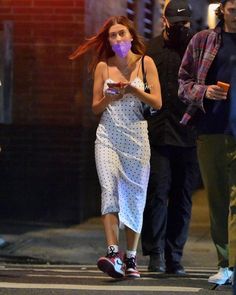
xmin=0 ymin=264 xmax=215 ymax=281
xmin=8 ymin=268 xmax=96 ymax=274
xmin=27 ymin=274 xmax=106 ymax=279
xmin=26 ymin=273 xmax=208 ymax=281
xmin=0 ymin=282 xmax=201 ymax=292
xmin=2 ymin=264 xmax=217 ymax=272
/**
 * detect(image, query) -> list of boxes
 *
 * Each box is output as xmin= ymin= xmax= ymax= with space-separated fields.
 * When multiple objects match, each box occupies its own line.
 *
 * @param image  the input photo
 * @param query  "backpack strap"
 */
xmin=141 ymin=55 xmax=147 ymax=86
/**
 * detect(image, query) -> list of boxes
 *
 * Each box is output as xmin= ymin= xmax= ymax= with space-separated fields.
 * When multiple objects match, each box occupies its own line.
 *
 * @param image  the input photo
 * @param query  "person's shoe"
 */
xmin=124 ymin=255 xmax=140 ymax=278
xmin=148 ymin=253 xmax=166 ymax=272
xmin=97 ymin=252 xmax=125 ymax=279
xmin=208 ymin=267 xmax=233 ymax=285
xmin=166 ymin=263 xmax=186 ymax=276
xmin=0 ymin=238 xmax=9 ymax=248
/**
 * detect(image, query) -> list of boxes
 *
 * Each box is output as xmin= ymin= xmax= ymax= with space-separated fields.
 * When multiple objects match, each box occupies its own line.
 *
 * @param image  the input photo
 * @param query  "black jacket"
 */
xmin=146 ymin=33 xmax=197 ymax=147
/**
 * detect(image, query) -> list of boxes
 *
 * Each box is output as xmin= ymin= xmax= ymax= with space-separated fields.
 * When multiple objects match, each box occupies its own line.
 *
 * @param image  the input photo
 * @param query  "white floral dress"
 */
xmin=95 ymin=77 xmax=150 ymax=233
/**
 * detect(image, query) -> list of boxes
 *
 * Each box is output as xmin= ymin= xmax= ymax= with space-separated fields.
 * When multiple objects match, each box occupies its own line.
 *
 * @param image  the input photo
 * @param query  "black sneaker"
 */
xmin=166 ymin=263 xmax=186 ymax=276
xmin=148 ymin=253 xmax=166 ymax=272
xmin=124 ymin=255 xmax=140 ymax=278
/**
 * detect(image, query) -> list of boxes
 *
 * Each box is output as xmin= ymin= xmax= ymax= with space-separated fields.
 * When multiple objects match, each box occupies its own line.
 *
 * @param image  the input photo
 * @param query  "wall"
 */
xmin=0 ymin=0 xmax=101 ymax=223
xmin=0 ymin=0 xmax=85 ymax=125
xmin=0 ymin=0 xmax=206 ymax=224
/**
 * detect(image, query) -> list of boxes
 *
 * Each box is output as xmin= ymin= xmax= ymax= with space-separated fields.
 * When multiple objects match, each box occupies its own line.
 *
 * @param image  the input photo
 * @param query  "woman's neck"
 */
xmin=112 ymin=53 xmax=140 ymax=80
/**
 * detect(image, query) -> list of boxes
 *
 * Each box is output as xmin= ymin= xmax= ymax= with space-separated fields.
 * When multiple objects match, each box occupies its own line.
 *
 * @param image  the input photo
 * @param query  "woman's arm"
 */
xmin=92 ymin=62 xmax=109 ymax=115
xmin=92 ymin=62 xmax=123 ymax=115
xmin=124 ymin=56 xmax=162 ymax=110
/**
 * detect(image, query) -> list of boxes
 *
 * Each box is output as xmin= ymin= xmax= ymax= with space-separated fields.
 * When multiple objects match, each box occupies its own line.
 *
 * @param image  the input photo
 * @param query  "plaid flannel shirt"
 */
xmin=178 ymin=22 xmax=223 ymax=115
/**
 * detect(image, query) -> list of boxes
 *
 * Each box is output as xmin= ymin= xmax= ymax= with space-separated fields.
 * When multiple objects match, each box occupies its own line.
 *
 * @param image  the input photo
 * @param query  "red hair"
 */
xmin=69 ymin=16 xmax=146 ymax=72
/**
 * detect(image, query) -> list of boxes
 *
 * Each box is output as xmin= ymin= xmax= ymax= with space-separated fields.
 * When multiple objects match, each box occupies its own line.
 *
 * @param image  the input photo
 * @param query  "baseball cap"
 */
xmin=164 ymin=0 xmax=192 ymax=22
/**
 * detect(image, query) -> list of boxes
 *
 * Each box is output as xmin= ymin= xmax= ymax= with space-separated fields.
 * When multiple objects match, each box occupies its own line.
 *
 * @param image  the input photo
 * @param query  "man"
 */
xmin=178 ymin=0 xmax=236 ymax=285
xmin=230 ymin=55 xmax=236 ymax=294
xmin=230 ymin=56 xmax=236 ymax=136
xmin=141 ymin=0 xmax=199 ymax=275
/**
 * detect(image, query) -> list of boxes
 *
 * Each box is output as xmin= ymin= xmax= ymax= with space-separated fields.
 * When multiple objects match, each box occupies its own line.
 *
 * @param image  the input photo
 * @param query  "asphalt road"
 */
xmin=0 ymin=189 xmax=234 ymax=294
xmin=0 ymin=263 xmax=233 ymax=295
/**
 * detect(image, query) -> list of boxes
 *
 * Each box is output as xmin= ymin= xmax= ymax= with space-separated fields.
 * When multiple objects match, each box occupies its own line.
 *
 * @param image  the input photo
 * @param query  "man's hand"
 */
xmin=205 ymin=85 xmax=228 ymax=100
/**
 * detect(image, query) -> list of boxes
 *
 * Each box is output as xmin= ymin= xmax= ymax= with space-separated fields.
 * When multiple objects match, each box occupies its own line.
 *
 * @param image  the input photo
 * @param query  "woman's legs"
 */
xmin=102 ymin=215 xmax=141 ymax=254
xmin=97 ymin=213 xmax=125 ymax=278
xmin=124 ymin=226 xmax=141 ymax=278
xmin=125 ymin=226 xmax=140 ymax=251
xmin=102 ymin=213 xmax=119 ymax=246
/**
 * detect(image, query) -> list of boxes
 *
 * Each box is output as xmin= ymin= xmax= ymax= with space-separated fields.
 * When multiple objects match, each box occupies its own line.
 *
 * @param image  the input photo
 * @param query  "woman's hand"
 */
xmin=105 ymin=88 xmax=124 ymax=101
xmin=106 ymin=81 xmax=129 ymax=101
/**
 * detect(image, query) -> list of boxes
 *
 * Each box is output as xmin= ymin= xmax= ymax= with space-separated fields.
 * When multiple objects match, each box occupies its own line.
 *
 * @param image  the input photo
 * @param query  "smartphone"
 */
xmin=107 ymin=82 xmax=124 ymax=88
xmin=217 ymin=81 xmax=230 ymax=92
xmin=105 ymin=88 xmax=120 ymax=95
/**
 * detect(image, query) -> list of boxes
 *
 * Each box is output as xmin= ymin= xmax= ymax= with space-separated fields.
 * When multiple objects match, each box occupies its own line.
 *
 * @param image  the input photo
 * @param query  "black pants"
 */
xmin=141 ymin=145 xmax=199 ymax=265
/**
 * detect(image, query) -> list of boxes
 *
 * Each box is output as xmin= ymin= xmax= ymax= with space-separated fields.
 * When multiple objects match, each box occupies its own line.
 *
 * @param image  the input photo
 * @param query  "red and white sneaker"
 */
xmin=124 ymin=255 xmax=140 ymax=278
xmin=97 ymin=252 xmax=125 ymax=279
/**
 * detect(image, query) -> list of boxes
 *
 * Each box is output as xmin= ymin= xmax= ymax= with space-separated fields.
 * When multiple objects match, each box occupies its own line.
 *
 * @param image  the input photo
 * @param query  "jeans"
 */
xmin=197 ymin=134 xmax=236 ymax=268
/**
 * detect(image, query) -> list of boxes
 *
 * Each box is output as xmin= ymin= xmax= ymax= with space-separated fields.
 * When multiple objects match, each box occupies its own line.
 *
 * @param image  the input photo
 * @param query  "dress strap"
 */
xmin=106 ymin=61 xmax=110 ymax=80
xmin=137 ymin=56 xmax=143 ymax=78
xmin=141 ymin=55 xmax=147 ymax=85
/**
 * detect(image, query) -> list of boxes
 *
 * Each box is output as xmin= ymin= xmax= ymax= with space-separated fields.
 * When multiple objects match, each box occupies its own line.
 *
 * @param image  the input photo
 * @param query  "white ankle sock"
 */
xmin=126 ymin=250 xmax=136 ymax=258
xmin=107 ymin=245 xmax=119 ymax=254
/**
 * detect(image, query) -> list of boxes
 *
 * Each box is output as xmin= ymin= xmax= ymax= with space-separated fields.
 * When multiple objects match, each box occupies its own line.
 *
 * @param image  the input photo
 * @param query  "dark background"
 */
xmin=0 ymin=0 xmax=211 ymax=224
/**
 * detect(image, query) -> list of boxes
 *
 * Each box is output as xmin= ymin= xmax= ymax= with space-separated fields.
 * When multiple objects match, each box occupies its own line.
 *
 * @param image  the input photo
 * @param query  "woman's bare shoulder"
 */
xmin=94 ymin=61 xmax=108 ymax=80
xmin=95 ymin=60 xmax=108 ymax=70
xmin=143 ymin=55 xmax=155 ymax=65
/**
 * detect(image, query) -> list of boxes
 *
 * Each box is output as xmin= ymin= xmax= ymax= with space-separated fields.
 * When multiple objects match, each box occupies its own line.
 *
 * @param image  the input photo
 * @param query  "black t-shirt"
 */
xmin=197 ymin=31 xmax=236 ymax=135
xmin=146 ymin=34 xmax=197 ymax=147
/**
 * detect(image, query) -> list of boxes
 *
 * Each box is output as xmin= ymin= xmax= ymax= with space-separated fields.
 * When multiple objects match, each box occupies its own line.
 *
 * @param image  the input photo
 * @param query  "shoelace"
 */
xmin=125 ymin=256 xmax=136 ymax=269
xmin=106 ymin=246 xmax=118 ymax=258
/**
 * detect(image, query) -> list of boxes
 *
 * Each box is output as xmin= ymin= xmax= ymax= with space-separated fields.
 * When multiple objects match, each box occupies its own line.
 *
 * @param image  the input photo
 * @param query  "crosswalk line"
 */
xmin=0 ymin=282 xmax=202 ymax=292
xmin=25 ymin=273 xmax=208 ymax=281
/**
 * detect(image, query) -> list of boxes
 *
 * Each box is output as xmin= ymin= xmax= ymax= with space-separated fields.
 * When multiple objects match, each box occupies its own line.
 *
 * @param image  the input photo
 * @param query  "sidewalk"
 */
xmin=0 ymin=189 xmax=217 ymax=270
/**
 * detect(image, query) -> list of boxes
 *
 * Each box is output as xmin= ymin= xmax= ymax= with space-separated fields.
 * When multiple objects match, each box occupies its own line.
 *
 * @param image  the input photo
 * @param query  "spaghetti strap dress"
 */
xmin=95 ymin=76 xmax=150 ymax=234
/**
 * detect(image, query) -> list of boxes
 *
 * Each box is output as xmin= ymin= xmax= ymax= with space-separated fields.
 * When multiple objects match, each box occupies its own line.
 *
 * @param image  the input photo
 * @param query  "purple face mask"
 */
xmin=112 ymin=40 xmax=132 ymax=58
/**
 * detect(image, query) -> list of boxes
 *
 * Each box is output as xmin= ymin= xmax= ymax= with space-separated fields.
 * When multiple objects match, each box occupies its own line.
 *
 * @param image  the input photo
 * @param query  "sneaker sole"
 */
xmin=148 ymin=267 xmax=166 ymax=273
xmin=125 ymin=269 xmax=140 ymax=278
xmin=97 ymin=257 xmax=124 ymax=279
xmin=208 ymin=278 xmax=231 ymax=285
xmin=126 ymin=273 xmax=140 ymax=278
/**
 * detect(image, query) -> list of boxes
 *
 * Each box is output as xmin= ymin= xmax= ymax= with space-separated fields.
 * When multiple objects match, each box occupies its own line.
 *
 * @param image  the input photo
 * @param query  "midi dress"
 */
xmin=95 ymin=77 xmax=150 ymax=233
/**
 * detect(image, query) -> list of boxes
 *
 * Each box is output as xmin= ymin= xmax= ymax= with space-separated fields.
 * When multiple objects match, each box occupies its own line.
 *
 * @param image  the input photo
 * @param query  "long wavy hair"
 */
xmin=69 ymin=15 xmax=146 ymax=72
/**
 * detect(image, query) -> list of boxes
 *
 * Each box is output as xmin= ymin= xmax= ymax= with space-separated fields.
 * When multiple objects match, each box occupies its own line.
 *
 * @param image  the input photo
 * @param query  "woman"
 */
xmin=70 ymin=15 xmax=162 ymax=279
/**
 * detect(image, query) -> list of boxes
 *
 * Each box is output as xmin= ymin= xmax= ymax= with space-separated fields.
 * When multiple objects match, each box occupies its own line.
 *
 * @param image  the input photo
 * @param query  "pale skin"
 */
xmin=205 ymin=0 xmax=236 ymax=100
xmin=92 ymin=23 xmax=162 ymax=251
xmin=92 ymin=24 xmax=162 ymax=115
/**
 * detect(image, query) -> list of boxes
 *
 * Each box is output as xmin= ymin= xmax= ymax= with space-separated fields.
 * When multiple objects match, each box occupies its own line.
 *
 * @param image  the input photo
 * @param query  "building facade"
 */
xmin=0 ymin=0 xmax=209 ymax=223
